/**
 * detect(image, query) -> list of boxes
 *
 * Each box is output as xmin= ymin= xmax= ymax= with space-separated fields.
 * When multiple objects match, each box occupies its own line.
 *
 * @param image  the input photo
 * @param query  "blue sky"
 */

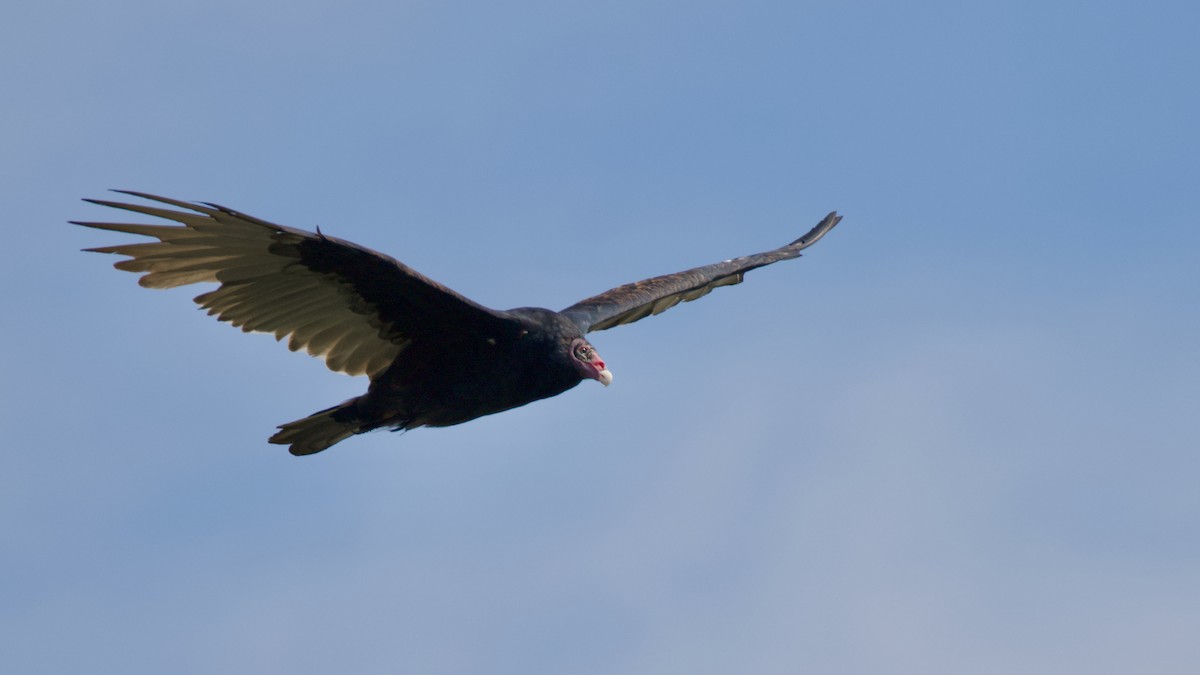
xmin=3 ymin=1 xmax=1198 ymax=673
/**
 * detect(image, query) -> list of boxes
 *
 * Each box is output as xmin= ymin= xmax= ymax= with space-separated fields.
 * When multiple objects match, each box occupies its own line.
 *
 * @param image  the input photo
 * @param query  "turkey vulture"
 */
xmin=76 ymin=192 xmax=842 ymax=455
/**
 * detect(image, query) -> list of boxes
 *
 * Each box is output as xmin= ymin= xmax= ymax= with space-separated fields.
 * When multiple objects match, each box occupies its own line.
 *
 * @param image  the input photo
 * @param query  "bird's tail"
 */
xmin=270 ymin=398 xmax=363 ymax=456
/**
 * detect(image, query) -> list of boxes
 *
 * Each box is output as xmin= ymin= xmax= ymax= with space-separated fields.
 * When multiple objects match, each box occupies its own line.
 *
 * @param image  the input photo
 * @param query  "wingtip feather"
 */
xmin=788 ymin=211 xmax=843 ymax=250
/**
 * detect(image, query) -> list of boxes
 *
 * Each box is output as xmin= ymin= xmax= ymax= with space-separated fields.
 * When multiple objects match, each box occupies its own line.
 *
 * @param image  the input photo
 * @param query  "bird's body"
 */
xmin=76 ymin=192 xmax=841 ymax=455
xmin=360 ymin=307 xmax=589 ymax=430
xmin=272 ymin=307 xmax=591 ymax=453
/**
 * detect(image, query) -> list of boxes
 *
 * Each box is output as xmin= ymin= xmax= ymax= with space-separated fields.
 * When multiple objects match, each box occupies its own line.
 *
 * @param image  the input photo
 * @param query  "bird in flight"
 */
xmin=76 ymin=192 xmax=842 ymax=456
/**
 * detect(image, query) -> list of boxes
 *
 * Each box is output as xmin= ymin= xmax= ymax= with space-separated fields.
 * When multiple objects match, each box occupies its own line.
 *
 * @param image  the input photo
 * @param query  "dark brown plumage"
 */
xmin=75 ymin=192 xmax=842 ymax=455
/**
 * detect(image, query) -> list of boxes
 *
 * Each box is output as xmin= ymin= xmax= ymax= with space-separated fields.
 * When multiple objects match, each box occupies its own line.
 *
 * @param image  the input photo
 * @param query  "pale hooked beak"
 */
xmin=588 ymin=351 xmax=612 ymax=387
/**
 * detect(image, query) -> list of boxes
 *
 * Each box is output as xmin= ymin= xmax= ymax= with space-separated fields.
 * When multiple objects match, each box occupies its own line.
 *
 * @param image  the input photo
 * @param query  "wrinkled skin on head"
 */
xmin=570 ymin=337 xmax=612 ymax=386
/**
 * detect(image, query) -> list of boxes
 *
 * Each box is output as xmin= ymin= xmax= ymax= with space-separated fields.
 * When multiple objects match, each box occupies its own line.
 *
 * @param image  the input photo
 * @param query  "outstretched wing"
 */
xmin=560 ymin=212 xmax=842 ymax=333
xmin=75 ymin=191 xmax=514 ymax=377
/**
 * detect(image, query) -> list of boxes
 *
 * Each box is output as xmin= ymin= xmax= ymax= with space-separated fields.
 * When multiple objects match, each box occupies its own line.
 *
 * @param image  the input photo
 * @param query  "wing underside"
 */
xmin=75 ymin=191 xmax=511 ymax=377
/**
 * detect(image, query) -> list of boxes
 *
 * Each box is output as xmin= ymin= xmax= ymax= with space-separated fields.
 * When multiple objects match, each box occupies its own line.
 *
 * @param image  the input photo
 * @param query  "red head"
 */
xmin=570 ymin=338 xmax=612 ymax=386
